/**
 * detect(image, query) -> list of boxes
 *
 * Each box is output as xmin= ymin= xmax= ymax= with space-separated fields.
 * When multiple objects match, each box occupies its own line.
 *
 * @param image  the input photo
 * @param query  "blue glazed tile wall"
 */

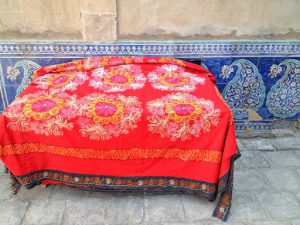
xmin=0 ymin=41 xmax=299 ymax=136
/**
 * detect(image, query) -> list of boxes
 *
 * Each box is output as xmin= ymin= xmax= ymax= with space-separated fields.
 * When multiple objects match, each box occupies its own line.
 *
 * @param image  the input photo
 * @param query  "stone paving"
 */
xmin=1 ymin=132 xmax=300 ymax=225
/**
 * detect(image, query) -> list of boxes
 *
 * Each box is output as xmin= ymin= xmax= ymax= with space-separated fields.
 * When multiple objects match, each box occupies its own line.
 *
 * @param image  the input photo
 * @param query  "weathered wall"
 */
xmin=0 ymin=0 xmax=300 ymax=41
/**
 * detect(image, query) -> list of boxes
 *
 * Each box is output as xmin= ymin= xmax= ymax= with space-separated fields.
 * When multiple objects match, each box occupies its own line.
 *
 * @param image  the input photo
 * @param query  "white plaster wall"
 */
xmin=0 ymin=0 xmax=299 ymax=41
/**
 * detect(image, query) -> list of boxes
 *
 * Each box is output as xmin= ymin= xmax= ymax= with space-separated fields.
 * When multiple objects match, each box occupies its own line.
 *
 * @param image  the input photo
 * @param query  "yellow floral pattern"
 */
xmin=160 ymin=72 xmax=190 ymax=87
xmin=23 ymin=96 xmax=65 ymax=120
xmin=165 ymin=100 xmax=202 ymax=123
xmin=147 ymin=93 xmax=221 ymax=141
xmin=86 ymin=98 xmax=125 ymax=124
xmin=77 ymin=93 xmax=143 ymax=140
xmin=148 ymin=64 xmax=205 ymax=92
xmin=89 ymin=65 xmax=146 ymax=92
xmin=46 ymin=73 xmax=76 ymax=87
xmin=103 ymin=69 xmax=134 ymax=87
xmin=3 ymin=91 xmax=77 ymax=136
xmin=34 ymin=72 xmax=88 ymax=91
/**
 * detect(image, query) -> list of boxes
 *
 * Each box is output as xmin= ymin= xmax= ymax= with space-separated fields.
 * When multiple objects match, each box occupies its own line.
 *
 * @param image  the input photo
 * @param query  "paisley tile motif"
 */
xmin=0 ymin=63 xmax=8 ymax=111
xmin=7 ymin=60 xmax=41 ymax=96
xmin=221 ymin=59 xmax=265 ymax=119
xmin=266 ymin=59 xmax=300 ymax=118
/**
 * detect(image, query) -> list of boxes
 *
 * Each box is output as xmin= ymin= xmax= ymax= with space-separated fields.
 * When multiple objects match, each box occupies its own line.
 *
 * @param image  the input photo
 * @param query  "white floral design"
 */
xmin=89 ymin=65 xmax=146 ymax=92
xmin=3 ymin=90 xmax=77 ymax=136
xmin=6 ymin=66 xmax=20 ymax=80
xmin=77 ymin=93 xmax=143 ymax=140
xmin=147 ymin=93 xmax=221 ymax=141
xmin=148 ymin=64 xmax=205 ymax=92
xmin=268 ymin=64 xmax=283 ymax=78
xmin=220 ymin=65 xmax=233 ymax=80
xmin=34 ymin=72 xmax=88 ymax=91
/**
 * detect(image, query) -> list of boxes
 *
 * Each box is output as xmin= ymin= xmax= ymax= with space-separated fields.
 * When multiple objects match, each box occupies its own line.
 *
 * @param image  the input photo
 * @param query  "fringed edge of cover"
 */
xmin=8 ymin=171 xmax=22 ymax=195
xmin=212 ymin=151 xmax=241 ymax=221
xmin=5 ymin=151 xmax=241 ymax=221
xmin=4 ymin=165 xmax=9 ymax=174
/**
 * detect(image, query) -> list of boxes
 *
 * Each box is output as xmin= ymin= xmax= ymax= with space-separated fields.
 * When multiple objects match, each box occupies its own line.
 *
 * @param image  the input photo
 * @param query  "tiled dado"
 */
xmin=0 ymin=41 xmax=299 ymax=136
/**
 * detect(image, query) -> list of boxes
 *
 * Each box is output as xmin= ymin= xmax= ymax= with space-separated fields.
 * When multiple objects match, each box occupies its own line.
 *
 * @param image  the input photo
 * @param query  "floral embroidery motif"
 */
xmin=268 ymin=64 xmax=283 ymax=78
xmin=77 ymin=93 xmax=143 ymax=140
xmin=23 ymin=96 xmax=65 ymax=120
xmin=158 ymin=57 xmax=186 ymax=67
xmin=6 ymin=66 xmax=20 ymax=80
xmin=147 ymin=93 xmax=220 ymax=141
xmin=89 ymin=65 xmax=146 ymax=92
xmin=165 ymin=100 xmax=202 ymax=123
xmin=220 ymin=65 xmax=234 ymax=80
xmin=148 ymin=64 xmax=205 ymax=92
xmin=34 ymin=72 xmax=88 ymax=91
xmin=3 ymin=91 xmax=77 ymax=136
xmin=86 ymin=98 xmax=124 ymax=124
xmin=0 ymin=143 xmax=222 ymax=163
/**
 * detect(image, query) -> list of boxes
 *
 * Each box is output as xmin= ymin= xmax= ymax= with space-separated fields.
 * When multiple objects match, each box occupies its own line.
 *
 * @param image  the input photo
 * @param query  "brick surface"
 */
xmin=83 ymin=14 xmax=117 ymax=42
xmin=22 ymin=199 xmax=66 ymax=225
xmin=266 ymin=151 xmax=300 ymax=167
xmin=17 ymin=185 xmax=54 ymax=201
xmin=104 ymin=194 xmax=144 ymax=225
xmin=0 ymin=175 xmax=12 ymax=200
xmin=234 ymin=169 xmax=271 ymax=191
xmin=241 ymin=138 xmax=275 ymax=151
xmin=295 ymin=192 xmax=300 ymax=204
xmin=297 ymin=168 xmax=300 ymax=178
xmin=255 ymin=191 xmax=300 ymax=219
xmin=250 ymin=221 xmax=292 ymax=225
xmin=272 ymin=137 xmax=300 ymax=151
xmin=0 ymin=199 xmax=28 ymax=225
xmin=0 ymin=0 xmax=21 ymax=11
xmin=61 ymin=198 xmax=106 ymax=225
xmin=0 ymin=161 xmax=5 ymax=175
xmin=236 ymin=139 xmax=247 ymax=151
xmin=292 ymin=219 xmax=300 ymax=225
xmin=181 ymin=195 xmax=215 ymax=221
xmin=294 ymin=150 xmax=300 ymax=157
xmin=51 ymin=184 xmax=90 ymax=200
xmin=263 ymin=168 xmax=300 ymax=191
xmin=144 ymin=194 xmax=185 ymax=223
xmin=236 ymin=150 xmax=273 ymax=169
xmin=228 ymin=191 xmax=268 ymax=221
xmin=141 ymin=222 xmax=247 ymax=225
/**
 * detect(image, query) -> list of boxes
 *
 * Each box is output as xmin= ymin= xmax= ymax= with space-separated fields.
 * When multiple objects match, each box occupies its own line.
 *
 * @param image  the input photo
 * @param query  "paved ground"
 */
xmin=1 ymin=132 xmax=300 ymax=225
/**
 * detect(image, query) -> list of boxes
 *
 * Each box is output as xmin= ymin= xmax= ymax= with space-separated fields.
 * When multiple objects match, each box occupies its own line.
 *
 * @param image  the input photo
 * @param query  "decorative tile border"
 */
xmin=0 ymin=41 xmax=299 ymax=136
xmin=0 ymin=41 xmax=299 ymax=57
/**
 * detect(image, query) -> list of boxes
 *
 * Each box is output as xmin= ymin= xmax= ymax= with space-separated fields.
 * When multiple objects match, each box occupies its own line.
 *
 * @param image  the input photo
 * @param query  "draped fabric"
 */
xmin=0 ymin=56 xmax=239 ymax=221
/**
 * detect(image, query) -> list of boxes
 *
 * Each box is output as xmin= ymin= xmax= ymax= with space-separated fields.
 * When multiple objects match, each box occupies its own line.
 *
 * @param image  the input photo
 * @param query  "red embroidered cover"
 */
xmin=0 ymin=56 xmax=239 ymax=221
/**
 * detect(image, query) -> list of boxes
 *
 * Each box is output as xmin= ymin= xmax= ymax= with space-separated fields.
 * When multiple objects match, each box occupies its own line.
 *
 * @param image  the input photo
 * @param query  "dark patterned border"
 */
xmin=10 ymin=150 xmax=239 ymax=222
xmin=17 ymin=170 xmax=221 ymax=200
xmin=213 ymin=152 xmax=241 ymax=220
